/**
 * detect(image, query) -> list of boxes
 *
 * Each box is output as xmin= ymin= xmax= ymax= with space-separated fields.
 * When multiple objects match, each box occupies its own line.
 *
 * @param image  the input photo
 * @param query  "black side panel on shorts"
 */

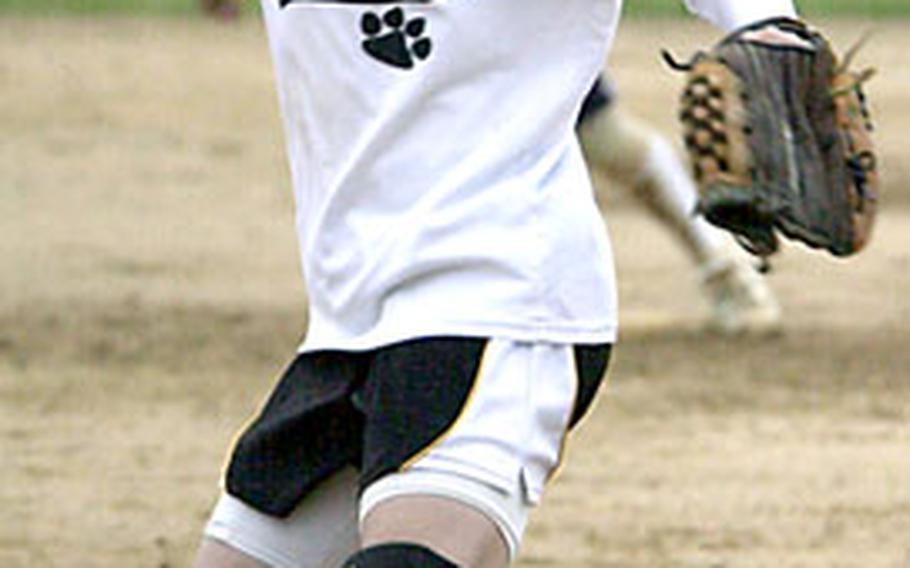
xmin=343 ymin=543 xmax=458 ymax=567
xmin=225 ymin=352 xmax=368 ymax=517
xmin=569 ymin=343 xmax=612 ymax=428
xmin=359 ymin=337 xmax=488 ymax=491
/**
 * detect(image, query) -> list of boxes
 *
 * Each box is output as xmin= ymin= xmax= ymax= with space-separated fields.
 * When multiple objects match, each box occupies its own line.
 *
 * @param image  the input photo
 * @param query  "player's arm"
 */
xmin=682 ymin=0 xmax=798 ymax=31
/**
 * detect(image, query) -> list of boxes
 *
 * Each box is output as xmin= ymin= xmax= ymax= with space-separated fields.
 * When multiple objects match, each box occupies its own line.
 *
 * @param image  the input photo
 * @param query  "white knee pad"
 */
xmin=203 ymin=467 xmax=359 ymax=568
xmin=360 ymin=468 xmax=531 ymax=562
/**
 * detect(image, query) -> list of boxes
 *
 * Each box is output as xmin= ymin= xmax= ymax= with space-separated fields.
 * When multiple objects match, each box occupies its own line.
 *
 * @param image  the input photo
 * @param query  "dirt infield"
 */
xmin=1 ymin=15 xmax=908 ymax=568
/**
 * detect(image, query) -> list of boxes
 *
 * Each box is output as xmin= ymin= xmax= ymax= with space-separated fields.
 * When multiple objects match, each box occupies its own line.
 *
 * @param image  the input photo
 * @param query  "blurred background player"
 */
xmin=577 ymin=77 xmax=781 ymax=334
xmin=199 ymin=0 xmax=240 ymax=20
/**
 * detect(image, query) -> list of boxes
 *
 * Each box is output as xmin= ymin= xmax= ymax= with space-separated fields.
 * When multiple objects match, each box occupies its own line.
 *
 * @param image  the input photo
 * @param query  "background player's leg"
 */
xmin=579 ymin=97 xmax=781 ymax=334
xmin=579 ymin=99 xmax=722 ymax=263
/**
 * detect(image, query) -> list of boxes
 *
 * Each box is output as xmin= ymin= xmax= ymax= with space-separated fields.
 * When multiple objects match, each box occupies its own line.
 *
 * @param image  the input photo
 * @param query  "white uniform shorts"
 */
xmin=204 ymin=337 xmax=611 ymax=566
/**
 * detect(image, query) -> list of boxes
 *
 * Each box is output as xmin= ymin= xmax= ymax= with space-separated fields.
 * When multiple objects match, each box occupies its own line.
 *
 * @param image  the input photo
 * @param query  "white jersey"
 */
xmin=259 ymin=0 xmax=796 ymax=352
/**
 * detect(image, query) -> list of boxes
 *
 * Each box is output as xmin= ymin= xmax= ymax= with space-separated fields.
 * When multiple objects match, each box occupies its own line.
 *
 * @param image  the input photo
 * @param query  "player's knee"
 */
xmin=342 ymin=543 xmax=458 ymax=567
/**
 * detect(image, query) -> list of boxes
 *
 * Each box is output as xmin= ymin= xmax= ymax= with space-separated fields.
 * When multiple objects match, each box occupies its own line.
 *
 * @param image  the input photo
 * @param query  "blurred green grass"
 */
xmin=0 ymin=0 xmax=194 ymax=15
xmin=0 ymin=0 xmax=906 ymax=16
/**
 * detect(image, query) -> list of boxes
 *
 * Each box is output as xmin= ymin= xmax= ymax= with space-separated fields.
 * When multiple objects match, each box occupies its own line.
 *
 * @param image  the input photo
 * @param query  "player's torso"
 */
xmin=260 ymin=0 xmax=621 ymax=349
xmin=261 ymin=0 xmax=620 ymax=198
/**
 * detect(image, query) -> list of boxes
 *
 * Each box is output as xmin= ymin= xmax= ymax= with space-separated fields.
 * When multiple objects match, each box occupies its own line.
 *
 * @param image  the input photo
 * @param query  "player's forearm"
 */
xmin=683 ymin=0 xmax=798 ymax=31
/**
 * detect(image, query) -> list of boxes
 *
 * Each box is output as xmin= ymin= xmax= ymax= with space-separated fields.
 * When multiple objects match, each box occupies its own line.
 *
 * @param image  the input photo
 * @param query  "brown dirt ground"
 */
xmin=1 ymin=15 xmax=908 ymax=568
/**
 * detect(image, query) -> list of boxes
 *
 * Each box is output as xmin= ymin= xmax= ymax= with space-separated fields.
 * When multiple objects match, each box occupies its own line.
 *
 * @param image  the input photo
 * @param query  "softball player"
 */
xmin=578 ymin=78 xmax=781 ymax=334
xmin=195 ymin=1 xmax=799 ymax=566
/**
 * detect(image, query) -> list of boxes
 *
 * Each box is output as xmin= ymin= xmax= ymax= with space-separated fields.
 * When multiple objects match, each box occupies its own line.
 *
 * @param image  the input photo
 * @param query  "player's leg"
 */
xmin=194 ymin=351 xmax=368 ymax=567
xmin=357 ymin=492 xmax=509 ymax=567
xmin=342 ymin=337 xmax=612 ymax=567
xmin=578 ymin=78 xmax=781 ymax=334
xmin=195 ymin=467 xmax=360 ymax=568
xmin=196 ymin=539 xmax=267 ymax=568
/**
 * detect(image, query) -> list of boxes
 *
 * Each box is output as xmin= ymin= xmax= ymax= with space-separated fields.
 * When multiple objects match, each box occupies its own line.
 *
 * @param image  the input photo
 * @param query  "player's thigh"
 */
xmin=195 ymin=537 xmax=269 ymax=568
xmin=201 ymin=349 xmax=369 ymax=567
xmin=357 ymin=338 xmax=612 ymax=562
xmin=199 ymin=467 xmax=360 ymax=568
xmin=361 ymin=492 xmax=509 ymax=568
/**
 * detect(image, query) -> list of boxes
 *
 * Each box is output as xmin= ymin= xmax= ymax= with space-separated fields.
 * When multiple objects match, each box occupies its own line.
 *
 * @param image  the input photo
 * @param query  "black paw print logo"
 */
xmin=361 ymin=7 xmax=432 ymax=70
